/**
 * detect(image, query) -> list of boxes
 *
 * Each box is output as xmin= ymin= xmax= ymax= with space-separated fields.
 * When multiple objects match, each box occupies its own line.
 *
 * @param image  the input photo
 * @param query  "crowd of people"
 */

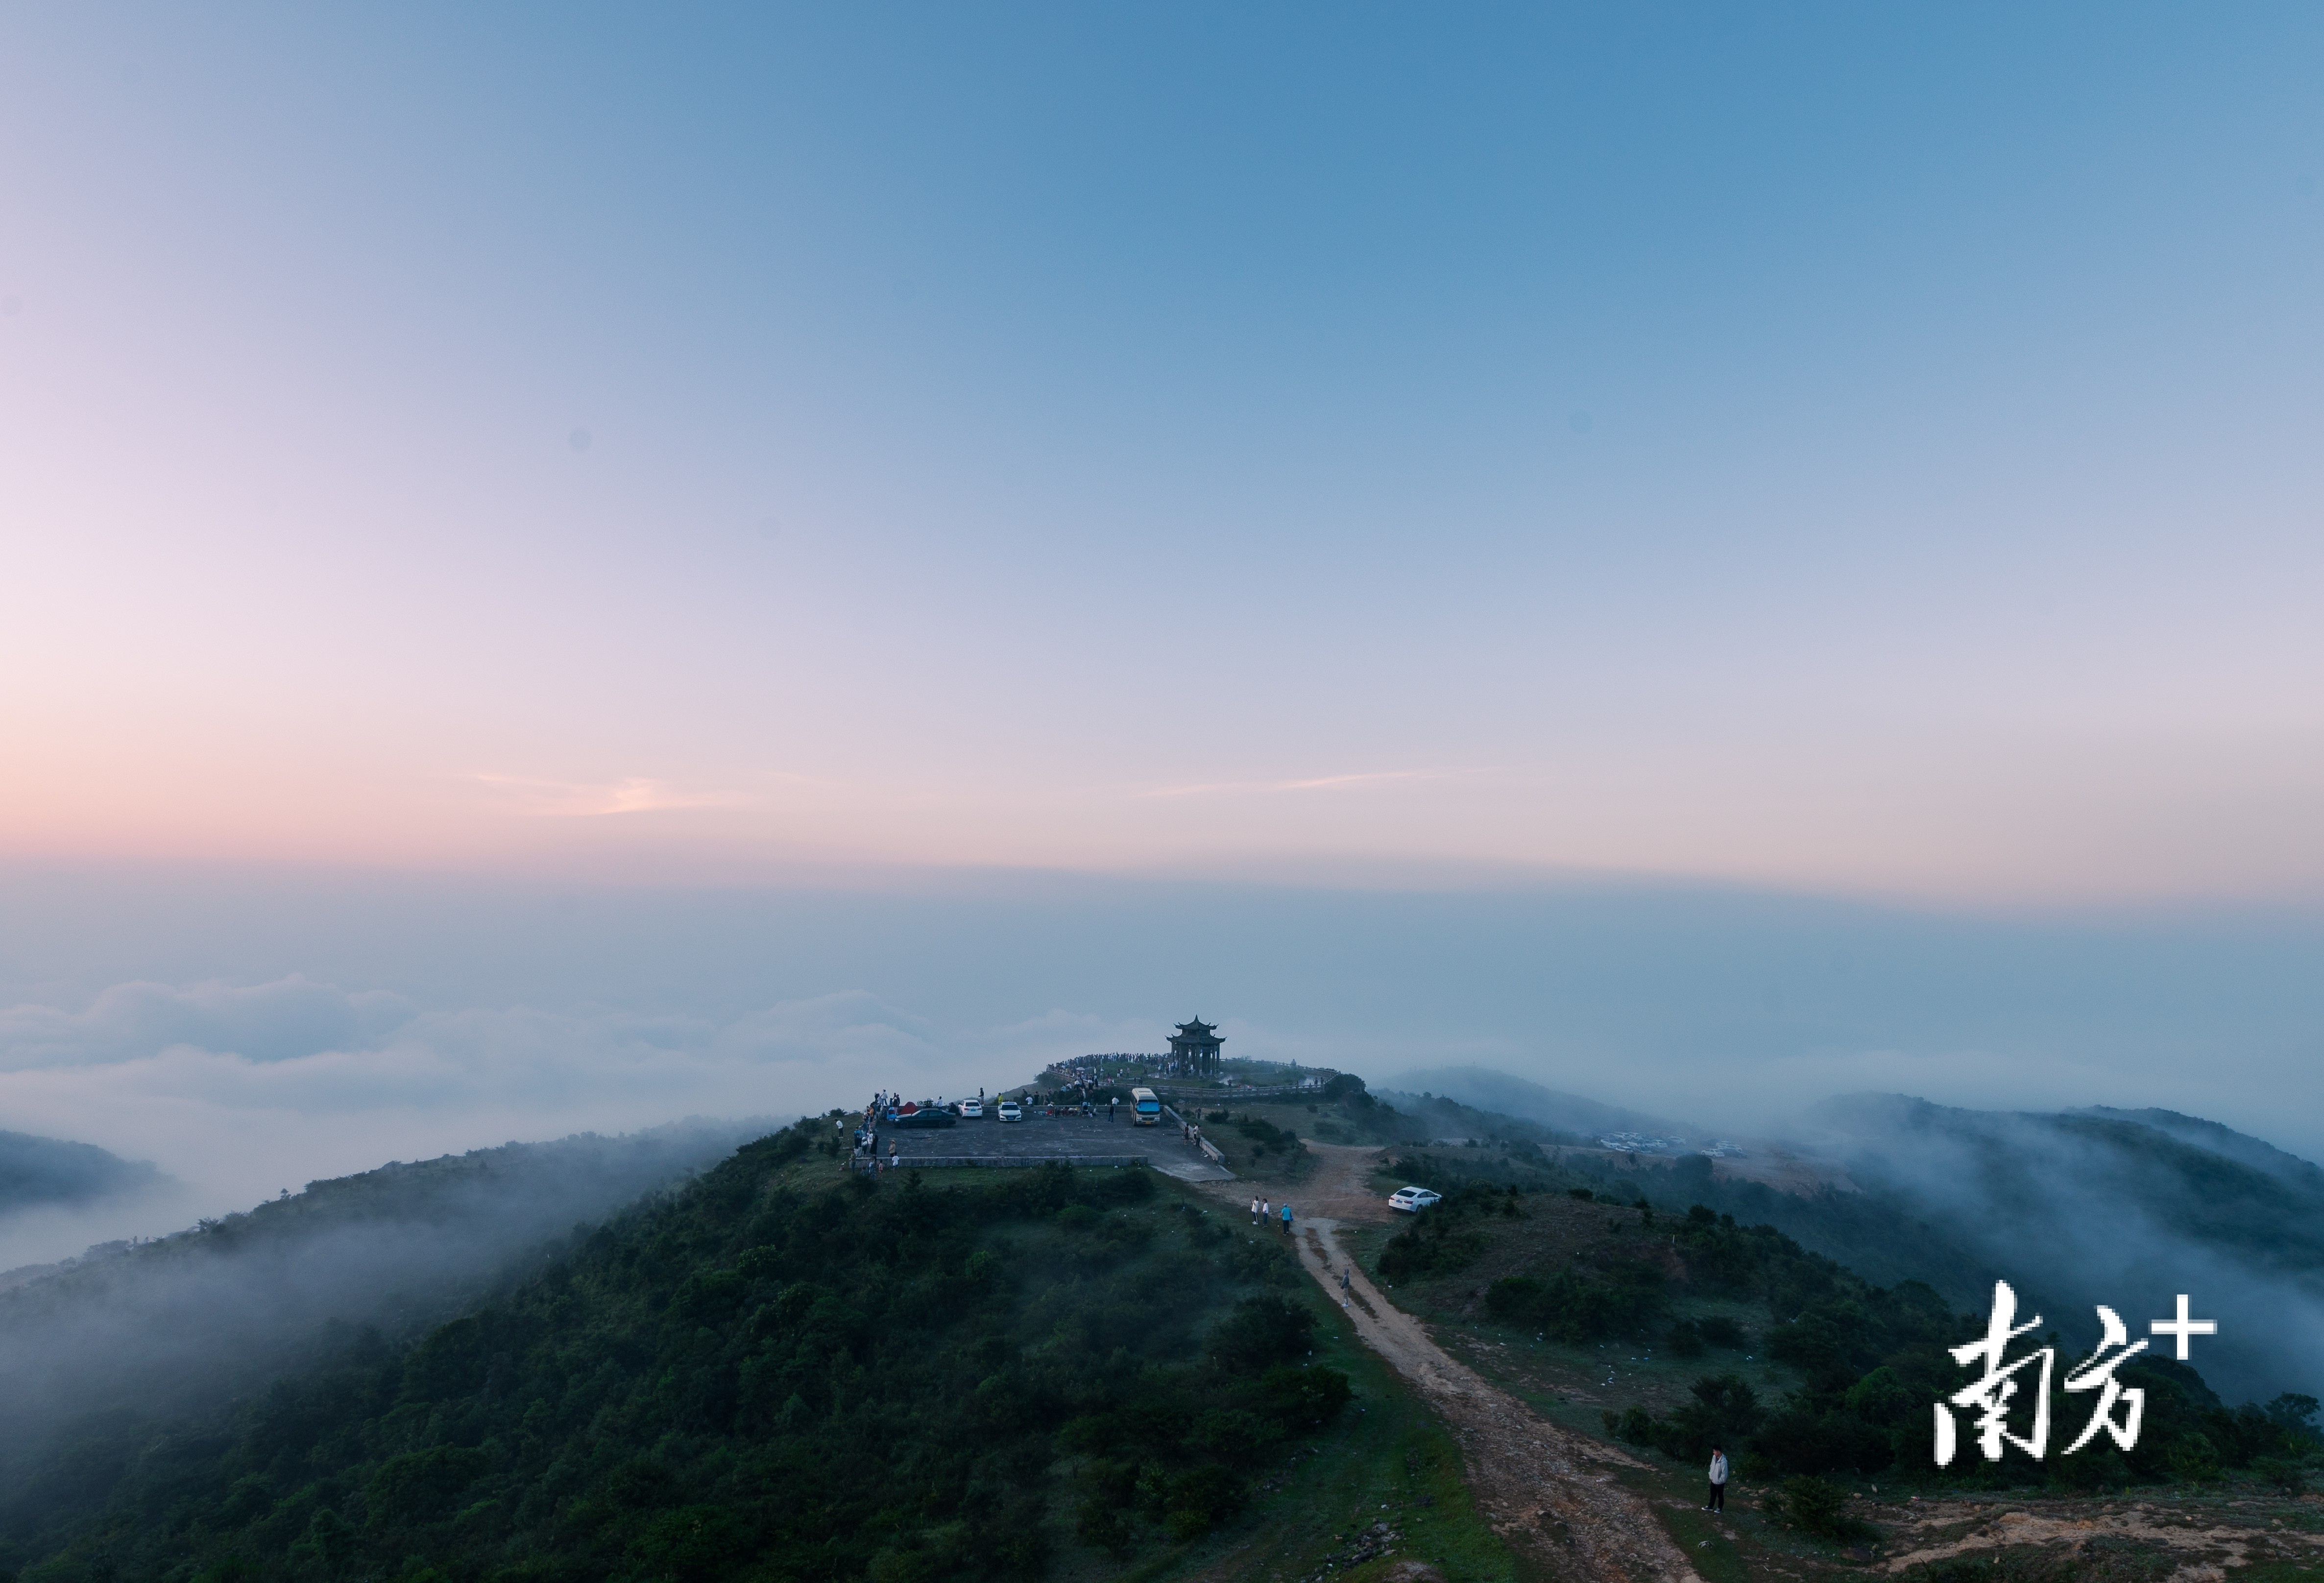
xmin=841 ymin=1079 xmax=1221 ymax=1175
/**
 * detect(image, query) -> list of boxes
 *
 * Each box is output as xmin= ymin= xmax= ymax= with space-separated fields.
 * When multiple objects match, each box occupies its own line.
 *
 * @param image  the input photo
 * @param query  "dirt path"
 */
xmin=1210 ymin=1145 xmax=1706 ymax=1583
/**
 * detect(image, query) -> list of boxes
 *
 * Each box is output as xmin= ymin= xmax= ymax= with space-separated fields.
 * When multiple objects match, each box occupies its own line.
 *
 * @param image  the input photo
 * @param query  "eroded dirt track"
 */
xmin=1214 ymin=1146 xmax=1706 ymax=1583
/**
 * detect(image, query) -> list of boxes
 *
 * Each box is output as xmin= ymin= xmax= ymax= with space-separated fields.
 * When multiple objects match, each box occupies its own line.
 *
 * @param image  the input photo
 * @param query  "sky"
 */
xmin=2 ymin=5 xmax=2323 ymax=1250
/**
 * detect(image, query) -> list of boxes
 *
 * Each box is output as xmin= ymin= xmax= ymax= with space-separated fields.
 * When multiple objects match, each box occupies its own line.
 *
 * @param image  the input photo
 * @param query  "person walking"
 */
xmin=1705 ymin=1446 xmax=1728 ymax=1512
xmin=1280 ymin=1202 xmax=1294 ymax=1236
xmin=1339 ymin=1265 xmax=1352 ymax=1306
xmin=1108 ymin=1096 xmax=1117 ymax=1124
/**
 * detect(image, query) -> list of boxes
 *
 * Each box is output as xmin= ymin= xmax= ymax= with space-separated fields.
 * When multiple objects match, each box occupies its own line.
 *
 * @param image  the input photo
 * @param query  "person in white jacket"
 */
xmin=1705 ymin=1447 xmax=1729 ymax=1512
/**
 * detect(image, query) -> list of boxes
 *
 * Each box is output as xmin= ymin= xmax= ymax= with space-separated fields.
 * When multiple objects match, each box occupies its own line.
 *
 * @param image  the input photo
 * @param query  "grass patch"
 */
xmin=1659 ymin=1504 xmax=1752 ymax=1583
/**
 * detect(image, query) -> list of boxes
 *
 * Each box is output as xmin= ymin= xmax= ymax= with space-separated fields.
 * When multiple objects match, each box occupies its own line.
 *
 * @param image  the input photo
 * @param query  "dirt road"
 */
xmin=1246 ymin=1144 xmax=1707 ymax=1583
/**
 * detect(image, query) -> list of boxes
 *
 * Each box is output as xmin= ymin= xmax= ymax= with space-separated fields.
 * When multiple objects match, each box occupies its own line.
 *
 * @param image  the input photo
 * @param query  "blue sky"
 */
xmin=2 ymin=5 xmax=2322 ymax=1238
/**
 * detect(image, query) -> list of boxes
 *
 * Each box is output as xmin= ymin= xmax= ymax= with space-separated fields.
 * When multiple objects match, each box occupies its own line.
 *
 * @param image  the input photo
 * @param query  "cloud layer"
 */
xmin=0 ymin=977 xmax=1062 ymax=1262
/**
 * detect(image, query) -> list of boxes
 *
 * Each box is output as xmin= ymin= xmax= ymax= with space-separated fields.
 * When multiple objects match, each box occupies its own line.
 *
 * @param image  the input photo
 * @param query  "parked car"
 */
xmin=1386 ymin=1186 xmax=1441 ymax=1213
xmin=895 ymin=1108 xmax=958 ymax=1129
xmin=997 ymin=1100 xmax=1023 ymax=1122
xmin=959 ymin=1099 xmax=984 ymax=1119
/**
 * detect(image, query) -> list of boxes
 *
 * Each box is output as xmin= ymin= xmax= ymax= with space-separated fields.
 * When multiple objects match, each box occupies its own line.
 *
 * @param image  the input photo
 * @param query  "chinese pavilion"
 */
xmin=1169 ymin=1018 xmax=1223 ymax=1073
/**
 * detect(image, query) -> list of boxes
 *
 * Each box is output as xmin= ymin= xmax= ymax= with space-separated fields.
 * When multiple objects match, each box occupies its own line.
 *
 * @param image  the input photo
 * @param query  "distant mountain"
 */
xmin=0 ymin=1129 xmax=167 ymax=1214
xmin=1378 ymin=1065 xmax=1696 ymax=1142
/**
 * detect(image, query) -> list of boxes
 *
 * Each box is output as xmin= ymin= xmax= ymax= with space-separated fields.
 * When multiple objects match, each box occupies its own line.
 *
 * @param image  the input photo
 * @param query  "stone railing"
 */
xmin=1161 ymin=1106 xmax=1229 ymax=1164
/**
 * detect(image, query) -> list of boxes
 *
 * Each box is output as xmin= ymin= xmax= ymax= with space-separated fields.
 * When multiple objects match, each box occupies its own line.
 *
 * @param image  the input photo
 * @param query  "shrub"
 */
xmin=1075 ymin=1496 xmax=1132 ymax=1557
xmin=1480 ymin=1263 xmax=1663 ymax=1342
xmin=2168 ymin=1433 xmax=2222 ymax=1483
xmin=1696 ymin=1315 xmax=1748 ymax=1349
xmin=1654 ymin=1374 xmax=1763 ymax=1463
xmin=1206 ymin=1295 xmax=1315 ymax=1373
xmin=1603 ymin=1406 xmax=1654 ymax=1444
xmin=1378 ymin=1220 xmax=1488 ymax=1283
xmin=1234 ymin=1117 xmax=1298 ymax=1150
xmin=1777 ymin=1475 xmax=1866 ymax=1541
xmin=1163 ymin=1465 xmax=1245 ymax=1537
xmin=2251 ymin=1455 xmax=2306 ymax=1496
xmin=1260 ymin=1365 xmax=1352 ymax=1432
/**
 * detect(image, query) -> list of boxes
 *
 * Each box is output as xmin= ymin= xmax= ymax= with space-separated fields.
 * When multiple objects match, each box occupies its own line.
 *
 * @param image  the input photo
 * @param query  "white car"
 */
xmin=1386 ymin=1186 xmax=1442 ymax=1213
xmin=959 ymin=1099 xmax=984 ymax=1119
xmin=997 ymin=1100 xmax=1023 ymax=1122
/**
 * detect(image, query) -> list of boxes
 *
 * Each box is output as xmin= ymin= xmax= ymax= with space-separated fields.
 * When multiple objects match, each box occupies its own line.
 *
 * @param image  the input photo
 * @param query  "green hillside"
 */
xmin=0 ymin=1124 xmax=766 ymax=1469
xmin=1348 ymin=1145 xmax=2322 ymax=1494
xmin=0 ymin=1121 xmax=1516 ymax=1583
xmin=1363 ymin=1085 xmax=2324 ymax=1408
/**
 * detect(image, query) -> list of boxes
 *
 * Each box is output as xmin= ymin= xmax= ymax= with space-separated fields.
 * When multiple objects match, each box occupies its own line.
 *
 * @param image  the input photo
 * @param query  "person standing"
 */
xmin=1251 ymin=1196 xmax=1260 ymax=1224
xmin=1705 ymin=1446 xmax=1728 ymax=1512
xmin=1281 ymin=1202 xmax=1294 ymax=1236
xmin=1260 ymin=1198 xmax=1271 ymax=1227
xmin=1109 ymin=1096 xmax=1117 ymax=1124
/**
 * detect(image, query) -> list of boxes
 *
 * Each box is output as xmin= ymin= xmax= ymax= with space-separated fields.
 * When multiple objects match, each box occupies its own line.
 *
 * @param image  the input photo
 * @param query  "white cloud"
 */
xmin=0 ymin=976 xmax=416 ymax=1070
xmin=0 ymin=979 xmax=998 ymax=1260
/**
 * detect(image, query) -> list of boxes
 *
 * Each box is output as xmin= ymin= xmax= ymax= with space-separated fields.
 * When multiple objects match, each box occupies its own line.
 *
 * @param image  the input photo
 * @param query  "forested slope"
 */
xmin=0 ymin=1123 xmax=766 ymax=1487
xmin=0 ymin=1125 xmax=1446 ymax=1583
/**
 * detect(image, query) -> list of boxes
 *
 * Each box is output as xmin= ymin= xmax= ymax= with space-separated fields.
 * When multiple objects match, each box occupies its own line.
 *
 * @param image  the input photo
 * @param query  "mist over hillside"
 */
xmin=1380 ymin=1069 xmax=2324 ymax=1403
xmin=0 ymin=1118 xmax=773 ymax=1477
xmin=1797 ymin=1095 xmax=2324 ymax=1404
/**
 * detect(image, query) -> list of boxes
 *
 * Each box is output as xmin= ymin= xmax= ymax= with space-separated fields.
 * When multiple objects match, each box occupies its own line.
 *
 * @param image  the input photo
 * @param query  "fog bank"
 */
xmin=3 ymin=864 xmax=2321 ymax=1265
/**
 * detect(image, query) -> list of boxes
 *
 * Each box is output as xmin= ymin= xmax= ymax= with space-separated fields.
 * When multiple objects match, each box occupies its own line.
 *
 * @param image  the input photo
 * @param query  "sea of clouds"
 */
xmin=5 ymin=867 xmax=2324 ymax=1269
xmin=0 ymin=974 xmax=1157 ymax=1266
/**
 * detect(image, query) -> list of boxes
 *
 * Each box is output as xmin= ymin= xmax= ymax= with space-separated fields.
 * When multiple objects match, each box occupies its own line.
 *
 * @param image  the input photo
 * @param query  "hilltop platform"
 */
xmin=871 ymin=1111 xmax=1234 ymax=1182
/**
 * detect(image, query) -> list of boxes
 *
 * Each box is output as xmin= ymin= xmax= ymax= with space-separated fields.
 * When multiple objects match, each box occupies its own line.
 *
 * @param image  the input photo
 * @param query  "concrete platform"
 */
xmin=872 ymin=1111 xmax=1235 ymax=1181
